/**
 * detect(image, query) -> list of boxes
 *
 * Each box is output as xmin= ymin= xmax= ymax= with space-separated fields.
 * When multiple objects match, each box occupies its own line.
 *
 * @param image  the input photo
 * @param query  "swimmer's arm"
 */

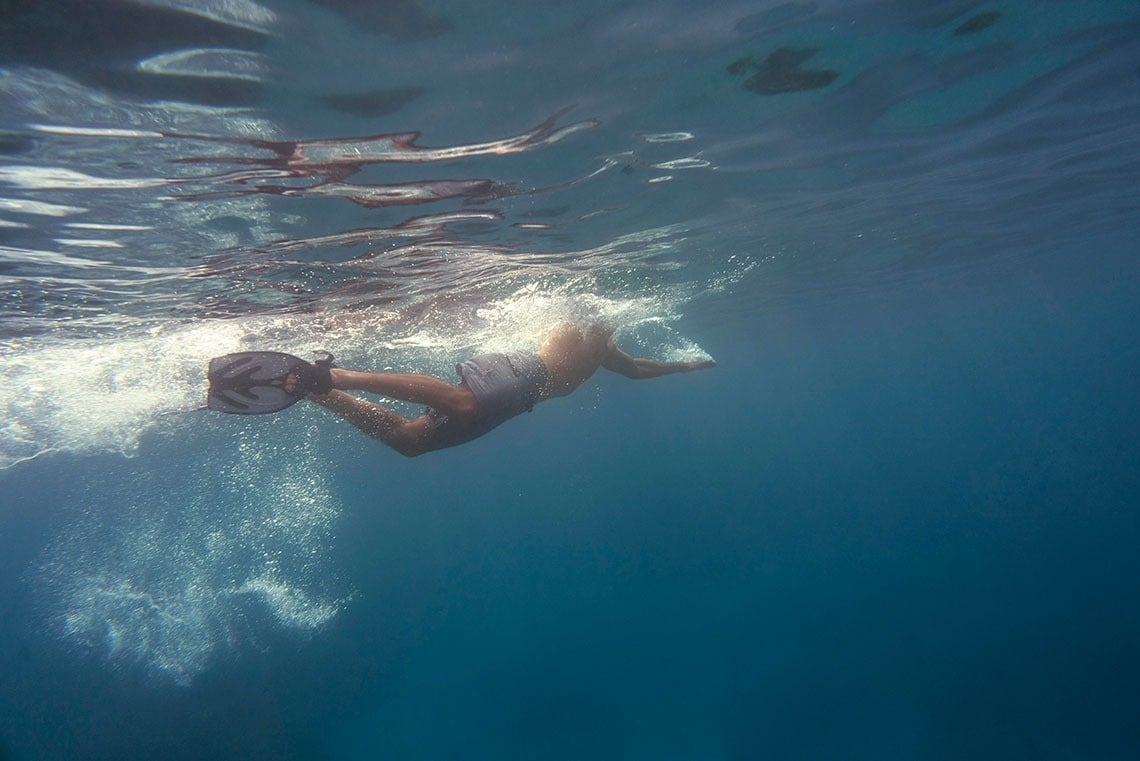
xmin=601 ymin=339 xmax=716 ymax=379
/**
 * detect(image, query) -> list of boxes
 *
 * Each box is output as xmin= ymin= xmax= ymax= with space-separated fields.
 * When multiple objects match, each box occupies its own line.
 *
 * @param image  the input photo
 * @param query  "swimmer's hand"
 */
xmin=686 ymin=358 xmax=716 ymax=371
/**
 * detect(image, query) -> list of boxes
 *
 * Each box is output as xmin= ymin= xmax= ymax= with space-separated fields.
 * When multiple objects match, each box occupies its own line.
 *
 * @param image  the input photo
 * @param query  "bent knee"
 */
xmin=383 ymin=418 xmax=434 ymax=457
xmin=393 ymin=440 xmax=430 ymax=457
xmin=446 ymin=387 xmax=479 ymax=419
xmin=389 ymin=435 xmax=432 ymax=457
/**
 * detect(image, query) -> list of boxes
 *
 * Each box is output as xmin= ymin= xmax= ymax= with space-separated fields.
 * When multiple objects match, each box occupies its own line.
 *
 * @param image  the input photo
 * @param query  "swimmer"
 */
xmin=207 ymin=323 xmax=715 ymax=456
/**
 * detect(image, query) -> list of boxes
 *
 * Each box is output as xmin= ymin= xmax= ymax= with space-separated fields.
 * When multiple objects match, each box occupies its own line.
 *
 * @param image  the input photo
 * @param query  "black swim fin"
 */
xmin=207 ymin=351 xmax=334 ymax=415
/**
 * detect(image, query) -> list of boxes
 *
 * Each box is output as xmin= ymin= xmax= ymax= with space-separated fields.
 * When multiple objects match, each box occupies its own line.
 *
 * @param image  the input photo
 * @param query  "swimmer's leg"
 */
xmin=310 ymin=390 xmax=435 ymax=457
xmin=328 ymin=368 xmax=477 ymax=419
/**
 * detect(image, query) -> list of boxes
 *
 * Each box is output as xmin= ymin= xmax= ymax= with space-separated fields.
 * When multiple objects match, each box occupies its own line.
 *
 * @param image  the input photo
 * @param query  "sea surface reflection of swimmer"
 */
xmin=207 ymin=323 xmax=715 ymax=456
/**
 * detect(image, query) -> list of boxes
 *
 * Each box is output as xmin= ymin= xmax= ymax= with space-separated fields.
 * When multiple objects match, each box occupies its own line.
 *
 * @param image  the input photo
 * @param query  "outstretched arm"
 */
xmin=601 ymin=339 xmax=716 ymax=379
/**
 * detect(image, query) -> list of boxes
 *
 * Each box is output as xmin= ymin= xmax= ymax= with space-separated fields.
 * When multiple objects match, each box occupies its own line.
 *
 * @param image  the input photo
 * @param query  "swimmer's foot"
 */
xmin=284 ymin=353 xmax=336 ymax=396
xmin=206 ymin=351 xmax=337 ymax=415
xmin=284 ymin=370 xmax=301 ymax=394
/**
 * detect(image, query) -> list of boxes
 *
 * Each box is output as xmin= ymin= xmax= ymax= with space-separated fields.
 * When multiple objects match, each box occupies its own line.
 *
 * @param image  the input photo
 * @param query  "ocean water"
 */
xmin=1 ymin=0 xmax=1139 ymax=759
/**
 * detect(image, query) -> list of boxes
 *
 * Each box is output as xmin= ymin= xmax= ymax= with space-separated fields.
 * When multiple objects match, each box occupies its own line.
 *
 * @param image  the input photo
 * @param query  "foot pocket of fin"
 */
xmin=206 ymin=351 xmax=332 ymax=414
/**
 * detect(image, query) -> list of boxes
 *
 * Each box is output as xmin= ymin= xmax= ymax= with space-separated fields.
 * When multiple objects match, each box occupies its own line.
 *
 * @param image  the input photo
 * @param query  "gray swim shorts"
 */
xmin=428 ymin=352 xmax=549 ymax=450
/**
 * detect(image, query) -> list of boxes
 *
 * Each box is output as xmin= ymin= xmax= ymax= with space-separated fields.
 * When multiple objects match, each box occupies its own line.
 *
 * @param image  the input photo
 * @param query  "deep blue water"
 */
xmin=2 ymin=1 xmax=1139 ymax=759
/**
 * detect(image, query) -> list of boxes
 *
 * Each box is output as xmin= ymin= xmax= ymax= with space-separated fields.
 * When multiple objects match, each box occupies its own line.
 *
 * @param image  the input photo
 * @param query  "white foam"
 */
xmin=0 ymin=166 xmax=166 ymax=191
xmin=0 ymin=320 xmax=245 ymax=469
xmin=36 ymin=434 xmax=346 ymax=685
xmin=65 ymin=223 xmax=155 ymax=231
xmin=651 ymin=157 xmax=712 ymax=170
xmin=53 ymin=238 xmax=125 ymax=248
xmin=1 ymin=244 xmax=115 ymax=268
xmin=29 ymin=125 xmax=165 ymax=139
xmin=640 ymin=132 xmax=695 ymax=143
xmin=129 ymin=0 xmax=277 ymax=34
xmin=137 ymin=49 xmax=269 ymax=82
xmin=0 ymin=197 xmax=87 ymax=216
xmin=236 ymin=575 xmax=343 ymax=629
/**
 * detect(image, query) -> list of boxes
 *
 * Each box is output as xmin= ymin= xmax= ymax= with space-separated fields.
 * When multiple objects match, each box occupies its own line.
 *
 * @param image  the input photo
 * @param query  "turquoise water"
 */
xmin=2 ymin=1 xmax=1139 ymax=758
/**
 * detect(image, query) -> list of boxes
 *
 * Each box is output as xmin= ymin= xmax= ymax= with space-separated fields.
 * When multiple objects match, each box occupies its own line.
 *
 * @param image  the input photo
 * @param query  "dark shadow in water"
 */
xmin=0 ymin=131 xmax=36 ymax=156
xmin=728 ymin=47 xmax=839 ymax=94
xmin=0 ymin=0 xmax=266 ymax=105
xmin=308 ymin=0 xmax=450 ymax=40
xmin=320 ymin=87 xmax=425 ymax=118
xmin=0 ymin=0 xmax=446 ymax=106
xmin=955 ymin=10 xmax=1003 ymax=36
xmin=734 ymin=2 xmax=819 ymax=36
